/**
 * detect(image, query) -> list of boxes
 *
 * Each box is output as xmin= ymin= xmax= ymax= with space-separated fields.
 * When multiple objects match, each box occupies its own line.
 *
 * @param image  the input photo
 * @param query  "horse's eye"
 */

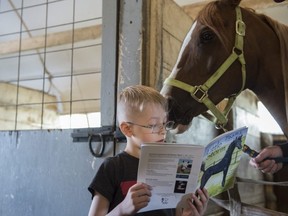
xmin=200 ymin=30 xmax=214 ymax=43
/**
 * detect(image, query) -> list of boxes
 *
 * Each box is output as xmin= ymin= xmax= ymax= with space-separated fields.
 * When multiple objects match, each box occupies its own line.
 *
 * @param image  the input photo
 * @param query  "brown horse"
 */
xmin=161 ymin=0 xmax=288 ymax=137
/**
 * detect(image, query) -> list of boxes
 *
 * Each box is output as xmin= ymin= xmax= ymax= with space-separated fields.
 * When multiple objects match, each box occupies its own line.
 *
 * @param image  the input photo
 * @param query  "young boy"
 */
xmin=88 ymin=85 xmax=209 ymax=216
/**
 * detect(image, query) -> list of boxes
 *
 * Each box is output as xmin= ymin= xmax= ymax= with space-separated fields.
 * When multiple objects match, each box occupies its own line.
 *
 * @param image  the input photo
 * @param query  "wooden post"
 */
xmin=142 ymin=0 xmax=193 ymax=89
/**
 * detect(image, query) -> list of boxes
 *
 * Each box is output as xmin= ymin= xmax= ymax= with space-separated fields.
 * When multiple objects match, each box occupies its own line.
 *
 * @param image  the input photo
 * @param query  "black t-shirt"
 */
xmin=88 ymin=151 xmax=175 ymax=216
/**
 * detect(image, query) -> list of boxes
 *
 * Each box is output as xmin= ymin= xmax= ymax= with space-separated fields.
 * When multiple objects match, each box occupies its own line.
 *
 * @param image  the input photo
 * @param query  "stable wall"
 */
xmin=0 ymin=129 xmax=113 ymax=216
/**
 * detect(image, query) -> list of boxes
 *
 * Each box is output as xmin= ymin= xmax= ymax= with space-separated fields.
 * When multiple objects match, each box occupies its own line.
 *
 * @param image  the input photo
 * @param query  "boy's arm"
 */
xmin=88 ymin=183 xmax=152 ymax=216
xmin=88 ymin=193 xmax=109 ymax=216
xmin=176 ymin=188 xmax=209 ymax=216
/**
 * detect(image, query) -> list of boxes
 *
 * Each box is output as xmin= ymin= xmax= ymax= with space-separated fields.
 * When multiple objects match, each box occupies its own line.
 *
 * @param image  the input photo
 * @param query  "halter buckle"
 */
xmin=236 ymin=20 xmax=245 ymax=36
xmin=191 ymin=86 xmax=208 ymax=103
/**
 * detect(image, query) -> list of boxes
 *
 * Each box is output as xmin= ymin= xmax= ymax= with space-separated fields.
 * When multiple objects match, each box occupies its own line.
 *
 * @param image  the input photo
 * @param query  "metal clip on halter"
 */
xmin=235 ymin=20 xmax=246 ymax=36
xmin=191 ymin=86 xmax=208 ymax=103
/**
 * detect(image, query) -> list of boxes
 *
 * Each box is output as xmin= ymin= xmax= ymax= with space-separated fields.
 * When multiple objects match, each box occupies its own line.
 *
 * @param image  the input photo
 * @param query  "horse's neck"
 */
xmin=270 ymin=20 xmax=288 ymax=138
xmin=250 ymin=17 xmax=288 ymax=138
xmin=225 ymin=142 xmax=236 ymax=156
xmin=253 ymin=74 xmax=288 ymax=137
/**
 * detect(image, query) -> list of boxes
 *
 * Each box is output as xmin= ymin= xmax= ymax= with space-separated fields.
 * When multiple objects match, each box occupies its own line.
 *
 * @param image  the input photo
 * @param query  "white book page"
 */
xmin=137 ymin=143 xmax=205 ymax=212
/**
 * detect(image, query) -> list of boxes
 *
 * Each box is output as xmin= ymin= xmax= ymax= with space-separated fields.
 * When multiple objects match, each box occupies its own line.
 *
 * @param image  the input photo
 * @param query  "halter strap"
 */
xmin=164 ymin=6 xmax=246 ymax=130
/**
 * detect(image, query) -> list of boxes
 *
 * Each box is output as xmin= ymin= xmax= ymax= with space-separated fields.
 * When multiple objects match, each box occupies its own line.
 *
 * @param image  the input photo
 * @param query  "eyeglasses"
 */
xmin=126 ymin=121 xmax=175 ymax=134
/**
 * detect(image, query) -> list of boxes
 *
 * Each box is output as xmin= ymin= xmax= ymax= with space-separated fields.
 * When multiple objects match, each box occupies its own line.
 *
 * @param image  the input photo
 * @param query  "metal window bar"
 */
xmin=0 ymin=0 xmax=102 ymax=130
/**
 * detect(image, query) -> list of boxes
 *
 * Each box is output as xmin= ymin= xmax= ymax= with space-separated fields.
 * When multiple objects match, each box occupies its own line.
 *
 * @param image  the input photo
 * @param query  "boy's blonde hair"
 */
xmin=117 ymin=85 xmax=167 ymax=123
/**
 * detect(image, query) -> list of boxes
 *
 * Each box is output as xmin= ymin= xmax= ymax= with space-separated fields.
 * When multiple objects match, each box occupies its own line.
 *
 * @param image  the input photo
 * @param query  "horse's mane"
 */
xmin=261 ymin=13 xmax=288 ymax=122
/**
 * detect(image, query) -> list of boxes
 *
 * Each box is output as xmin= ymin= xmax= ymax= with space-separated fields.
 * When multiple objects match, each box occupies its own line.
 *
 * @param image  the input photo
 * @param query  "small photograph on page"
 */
xmin=174 ymin=180 xmax=187 ymax=193
xmin=176 ymin=159 xmax=193 ymax=175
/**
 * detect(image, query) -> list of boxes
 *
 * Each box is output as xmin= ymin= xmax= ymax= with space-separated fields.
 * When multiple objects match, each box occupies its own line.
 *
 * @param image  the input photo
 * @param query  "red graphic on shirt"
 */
xmin=120 ymin=181 xmax=136 ymax=196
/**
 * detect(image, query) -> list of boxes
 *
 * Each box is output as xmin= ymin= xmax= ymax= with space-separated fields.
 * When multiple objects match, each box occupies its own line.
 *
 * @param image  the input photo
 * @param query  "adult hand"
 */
xmin=249 ymin=145 xmax=283 ymax=174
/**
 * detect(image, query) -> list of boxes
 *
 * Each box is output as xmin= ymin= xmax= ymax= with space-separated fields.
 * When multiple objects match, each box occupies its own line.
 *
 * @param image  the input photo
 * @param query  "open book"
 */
xmin=137 ymin=126 xmax=248 ymax=212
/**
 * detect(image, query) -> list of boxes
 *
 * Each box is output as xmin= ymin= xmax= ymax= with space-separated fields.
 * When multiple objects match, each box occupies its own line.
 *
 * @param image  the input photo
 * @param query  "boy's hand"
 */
xmin=181 ymin=188 xmax=209 ymax=216
xmin=118 ymin=182 xmax=152 ymax=215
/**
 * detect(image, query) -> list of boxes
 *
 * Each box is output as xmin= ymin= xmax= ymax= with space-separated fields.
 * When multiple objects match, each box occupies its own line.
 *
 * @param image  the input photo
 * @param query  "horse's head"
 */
xmin=234 ymin=136 xmax=243 ymax=150
xmin=161 ymin=0 xmax=250 ymax=133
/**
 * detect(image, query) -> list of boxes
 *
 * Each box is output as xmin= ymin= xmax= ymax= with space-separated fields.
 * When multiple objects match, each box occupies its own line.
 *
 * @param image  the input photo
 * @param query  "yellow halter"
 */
xmin=164 ymin=6 xmax=246 ymax=131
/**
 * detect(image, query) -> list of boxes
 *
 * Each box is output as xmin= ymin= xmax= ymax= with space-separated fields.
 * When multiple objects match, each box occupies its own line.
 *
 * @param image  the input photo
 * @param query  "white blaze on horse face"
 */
xmin=170 ymin=21 xmax=197 ymax=78
xmin=161 ymin=21 xmax=197 ymax=96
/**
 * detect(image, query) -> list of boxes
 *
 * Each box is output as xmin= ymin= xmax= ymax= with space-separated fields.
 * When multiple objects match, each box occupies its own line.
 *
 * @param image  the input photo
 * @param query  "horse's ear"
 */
xmin=219 ymin=0 xmax=241 ymax=7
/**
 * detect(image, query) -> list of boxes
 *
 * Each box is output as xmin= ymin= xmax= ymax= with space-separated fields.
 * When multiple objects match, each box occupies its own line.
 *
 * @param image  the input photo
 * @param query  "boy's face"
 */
xmin=128 ymin=103 xmax=167 ymax=145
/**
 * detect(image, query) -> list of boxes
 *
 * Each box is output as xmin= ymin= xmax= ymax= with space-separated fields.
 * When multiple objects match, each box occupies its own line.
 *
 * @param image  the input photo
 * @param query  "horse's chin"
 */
xmin=170 ymin=124 xmax=190 ymax=134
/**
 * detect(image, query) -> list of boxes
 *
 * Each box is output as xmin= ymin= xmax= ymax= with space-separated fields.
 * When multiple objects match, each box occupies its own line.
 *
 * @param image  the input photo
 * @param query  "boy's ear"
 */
xmin=119 ymin=122 xmax=133 ymax=137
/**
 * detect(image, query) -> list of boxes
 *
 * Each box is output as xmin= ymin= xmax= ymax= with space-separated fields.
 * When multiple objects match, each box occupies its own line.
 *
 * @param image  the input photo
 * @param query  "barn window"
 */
xmin=0 ymin=0 xmax=109 ymax=130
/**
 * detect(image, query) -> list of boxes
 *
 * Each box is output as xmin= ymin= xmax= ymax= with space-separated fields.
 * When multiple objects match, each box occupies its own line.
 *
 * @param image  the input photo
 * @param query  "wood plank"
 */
xmin=143 ymin=0 xmax=194 ymax=88
xmin=0 ymin=25 xmax=102 ymax=55
xmin=162 ymin=30 xmax=182 ymax=72
xmin=163 ymin=67 xmax=173 ymax=80
xmin=142 ymin=0 xmax=164 ymax=88
xmin=163 ymin=0 xmax=193 ymax=41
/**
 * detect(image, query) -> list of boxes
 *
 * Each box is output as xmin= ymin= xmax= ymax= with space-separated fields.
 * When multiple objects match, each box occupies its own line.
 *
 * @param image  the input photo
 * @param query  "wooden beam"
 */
xmin=0 ymin=83 xmax=57 ymax=105
xmin=182 ymin=0 xmax=288 ymax=19
xmin=0 ymin=24 xmax=102 ymax=55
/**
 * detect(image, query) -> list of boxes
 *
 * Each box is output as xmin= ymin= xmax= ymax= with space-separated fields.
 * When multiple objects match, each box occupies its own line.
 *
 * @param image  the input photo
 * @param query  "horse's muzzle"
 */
xmin=167 ymin=97 xmax=193 ymax=126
